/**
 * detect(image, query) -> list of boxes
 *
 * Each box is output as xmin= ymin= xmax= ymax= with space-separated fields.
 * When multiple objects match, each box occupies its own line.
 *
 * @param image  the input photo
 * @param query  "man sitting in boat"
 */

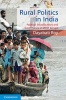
xmin=30 ymin=42 xmax=45 ymax=83
xmin=39 ymin=63 xmax=49 ymax=92
xmin=0 ymin=10 xmax=10 ymax=31
xmin=39 ymin=63 xmax=49 ymax=83
xmin=43 ymin=65 xmax=49 ymax=84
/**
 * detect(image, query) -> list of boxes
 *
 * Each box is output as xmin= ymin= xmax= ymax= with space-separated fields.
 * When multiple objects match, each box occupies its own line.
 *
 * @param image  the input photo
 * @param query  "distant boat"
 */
xmin=0 ymin=82 xmax=47 ymax=96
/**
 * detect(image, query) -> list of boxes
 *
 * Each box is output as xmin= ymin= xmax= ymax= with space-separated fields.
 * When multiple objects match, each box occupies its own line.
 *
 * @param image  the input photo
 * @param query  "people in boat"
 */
xmin=30 ymin=42 xmax=45 ymax=83
xmin=0 ymin=42 xmax=5 ymax=56
xmin=44 ymin=65 xmax=49 ymax=93
xmin=15 ymin=31 xmax=22 ymax=41
xmin=22 ymin=30 xmax=33 ymax=49
xmin=11 ymin=40 xmax=23 ymax=84
xmin=13 ymin=30 xmax=19 ymax=39
xmin=20 ymin=36 xmax=31 ymax=83
xmin=0 ymin=10 xmax=10 ymax=31
xmin=4 ymin=36 xmax=13 ymax=82
xmin=39 ymin=63 xmax=44 ymax=83
xmin=0 ymin=10 xmax=6 ymax=20
xmin=29 ymin=61 xmax=39 ymax=83
xmin=0 ymin=42 xmax=5 ymax=66
xmin=0 ymin=22 xmax=48 ymax=85
xmin=21 ymin=58 xmax=29 ymax=83
xmin=39 ymin=63 xmax=49 ymax=92
xmin=6 ymin=27 xmax=14 ymax=39
xmin=21 ymin=36 xmax=31 ymax=65
xmin=39 ymin=63 xmax=49 ymax=83
xmin=0 ymin=43 xmax=5 ymax=81
xmin=30 ymin=42 xmax=45 ymax=63
xmin=22 ymin=31 xmax=29 ymax=47
xmin=0 ymin=30 xmax=6 ymax=44
xmin=43 ymin=65 xmax=49 ymax=83
xmin=22 ymin=30 xmax=28 ymax=38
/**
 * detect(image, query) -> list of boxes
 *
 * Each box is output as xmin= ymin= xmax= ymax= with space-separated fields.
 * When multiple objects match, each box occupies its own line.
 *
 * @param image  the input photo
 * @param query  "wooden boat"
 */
xmin=0 ymin=68 xmax=49 ymax=96
xmin=0 ymin=62 xmax=49 ymax=96
xmin=0 ymin=82 xmax=47 ymax=96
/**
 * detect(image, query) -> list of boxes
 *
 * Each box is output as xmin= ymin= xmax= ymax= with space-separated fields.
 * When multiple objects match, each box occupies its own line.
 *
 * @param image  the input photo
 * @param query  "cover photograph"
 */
xmin=0 ymin=0 xmax=66 ymax=100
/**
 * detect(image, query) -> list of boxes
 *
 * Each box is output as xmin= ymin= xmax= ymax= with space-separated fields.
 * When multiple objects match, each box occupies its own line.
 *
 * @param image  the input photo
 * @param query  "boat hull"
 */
xmin=0 ymin=82 xmax=46 ymax=96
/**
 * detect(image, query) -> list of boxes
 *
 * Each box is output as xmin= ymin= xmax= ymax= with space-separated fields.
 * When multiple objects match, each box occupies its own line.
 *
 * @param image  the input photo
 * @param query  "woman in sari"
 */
xmin=30 ymin=42 xmax=45 ymax=83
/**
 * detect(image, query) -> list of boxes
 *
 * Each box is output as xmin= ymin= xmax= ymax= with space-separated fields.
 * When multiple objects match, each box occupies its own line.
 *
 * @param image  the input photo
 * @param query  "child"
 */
xmin=6 ymin=27 xmax=14 ymax=39
xmin=21 ymin=36 xmax=31 ymax=65
xmin=6 ymin=35 xmax=13 ymax=47
xmin=4 ymin=36 xmax=13 ymax=82
xmin=20 ymin=53 xmax=29 ymax=83
xmin=11 ymin=41 xmax=23 ymax=84
xmin=21 ymin=36 xmax=31 ymax=83
xmin=0 ymin=30 xmax=6 ymax=44
xmin=22 ymin=30 xmax=33 ymax=49
xmin=39 ymin=63 xmax=45 ymax=83
xmin=0 ymin=43 xmax=5 ymax=82
xmin=0 ymin=43 xmax=5 ymax=66
xmin=0 ymin=42 xmax=5 ymax=56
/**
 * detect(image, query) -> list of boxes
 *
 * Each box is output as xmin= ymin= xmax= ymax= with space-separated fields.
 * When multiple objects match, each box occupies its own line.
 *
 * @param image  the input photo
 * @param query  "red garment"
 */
xmin=22 ymin=61 xmax=39 ymax=83
xmin=29 ymin=61 xmax=39 ymax=83
xmin=29 ymin=66 xmax=39 ymax=83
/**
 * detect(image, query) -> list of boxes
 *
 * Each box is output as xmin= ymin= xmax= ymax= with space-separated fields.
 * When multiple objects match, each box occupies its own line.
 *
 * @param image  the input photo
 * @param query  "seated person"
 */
xmin=44 ymin=65 xmax=49 ymax=84
xmin=30 ymin=42 xmax=45 ymax=65
xmin=20 ymin=53 xmax=29 ymax=83
xmin=39 ymin=63 xmax=49 ymax=83
xmin=28 ymin=61 xmax=39 ymax=83
xmin=30 ymin=42 xmax=45 ymax=83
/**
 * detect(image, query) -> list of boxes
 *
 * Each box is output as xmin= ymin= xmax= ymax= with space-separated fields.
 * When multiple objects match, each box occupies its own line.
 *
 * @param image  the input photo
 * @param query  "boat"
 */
xmin=0 ymin=66 xmax=49 ymax=96
xmin=0 ymin=82 xmax=47 ymax=96
xmin=0 ymin=62 xmax=49 ymax=96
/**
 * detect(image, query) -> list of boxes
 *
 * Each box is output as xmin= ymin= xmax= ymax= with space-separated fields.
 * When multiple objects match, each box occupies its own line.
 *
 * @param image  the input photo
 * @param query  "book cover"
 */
xmin=0 ymin=0 xmax=66 ymax=100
